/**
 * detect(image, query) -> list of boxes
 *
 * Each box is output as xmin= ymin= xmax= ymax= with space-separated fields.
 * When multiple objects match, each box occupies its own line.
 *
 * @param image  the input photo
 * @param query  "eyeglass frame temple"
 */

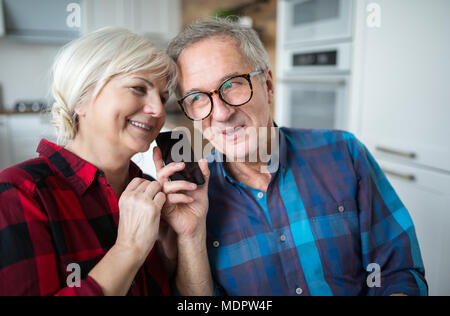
xmin=177 ymin=69 xmax=266 ymax=121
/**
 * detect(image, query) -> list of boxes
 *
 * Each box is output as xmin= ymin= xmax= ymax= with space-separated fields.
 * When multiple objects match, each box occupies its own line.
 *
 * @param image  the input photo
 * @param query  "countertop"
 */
xmin=0 ymin=110 xmax=51 ymax=115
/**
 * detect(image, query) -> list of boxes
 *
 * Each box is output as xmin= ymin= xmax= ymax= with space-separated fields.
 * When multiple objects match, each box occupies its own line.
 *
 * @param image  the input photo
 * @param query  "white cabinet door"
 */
xmin=6 ymin=113 xmax=56 ymax=165
xmin=357 ymin=0 xmax=450 ymax=172
xmin=377 ymin=158 xmax=450 ymax=296
xmin=130 ymin=0 xmax=180 ymax=39
xmin=8 ymin=114 xmax=42 ymax=163
xmin=82 ymin=0 xmax=180 ymax=44
xmin=82 ymin=0 xmax=125 ymax=32
xmin=0 ymin=0 xmax=5 ymax=37
xmin=0 ymin=115 xmax=12 ymax=170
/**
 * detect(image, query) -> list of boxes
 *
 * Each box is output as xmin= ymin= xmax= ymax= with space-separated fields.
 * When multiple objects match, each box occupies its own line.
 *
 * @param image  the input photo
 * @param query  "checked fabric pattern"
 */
xmin=0 ymin=140 xmax=170 ymax=296
xmin=206 ymin=128 xmax=428 ymax=296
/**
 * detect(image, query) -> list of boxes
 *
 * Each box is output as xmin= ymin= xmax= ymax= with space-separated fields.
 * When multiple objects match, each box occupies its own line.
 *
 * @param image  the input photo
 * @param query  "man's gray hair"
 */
xmin=167 ymin=17 xmax=270 ymax=96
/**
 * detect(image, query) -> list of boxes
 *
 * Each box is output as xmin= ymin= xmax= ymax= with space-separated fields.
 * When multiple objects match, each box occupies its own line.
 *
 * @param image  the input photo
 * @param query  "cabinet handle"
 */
xmin=382 ymin=168 xmax=416 ymax=182
xmin=376 ymin=146 xmax=417 ymax=159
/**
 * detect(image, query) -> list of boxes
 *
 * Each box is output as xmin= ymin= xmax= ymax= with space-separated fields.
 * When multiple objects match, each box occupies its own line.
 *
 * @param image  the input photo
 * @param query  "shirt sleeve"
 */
xmin=0 ymin=179 xmax=104 ymax=296
xmin=346 ymin=133 xmax=428 ymax=296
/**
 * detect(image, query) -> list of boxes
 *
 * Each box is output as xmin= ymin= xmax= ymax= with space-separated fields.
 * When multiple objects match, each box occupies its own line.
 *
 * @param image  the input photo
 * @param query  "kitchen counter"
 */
xmin=0 ymin=110 xmax=51 ymax=115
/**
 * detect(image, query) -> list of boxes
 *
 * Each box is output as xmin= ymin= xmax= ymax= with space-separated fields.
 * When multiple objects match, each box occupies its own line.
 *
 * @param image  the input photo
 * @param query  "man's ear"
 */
xmin=264 ymin=69 xmax=275 ymax=105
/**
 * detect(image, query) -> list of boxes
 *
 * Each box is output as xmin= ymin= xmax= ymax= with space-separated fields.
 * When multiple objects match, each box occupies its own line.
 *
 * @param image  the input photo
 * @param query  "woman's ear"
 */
xmin=73 ymin=104 xmax=85 ymax=117
xmin=73 ymin=98 xmax=91 ymax=118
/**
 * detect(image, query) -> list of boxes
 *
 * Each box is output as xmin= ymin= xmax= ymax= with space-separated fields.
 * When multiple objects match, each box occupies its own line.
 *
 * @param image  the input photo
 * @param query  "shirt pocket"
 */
xmin=310 ymin=200 xmax=364 ymax=285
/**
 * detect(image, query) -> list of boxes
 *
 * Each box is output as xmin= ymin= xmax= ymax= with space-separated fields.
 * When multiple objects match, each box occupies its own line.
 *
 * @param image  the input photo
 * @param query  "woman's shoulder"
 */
xmin=0 ymin=157 xmax=54 ymax=191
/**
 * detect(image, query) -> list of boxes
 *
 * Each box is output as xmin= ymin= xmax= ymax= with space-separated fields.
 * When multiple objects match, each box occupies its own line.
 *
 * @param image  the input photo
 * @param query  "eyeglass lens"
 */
xmin=181 ymin=76 xmax=252 ymax=120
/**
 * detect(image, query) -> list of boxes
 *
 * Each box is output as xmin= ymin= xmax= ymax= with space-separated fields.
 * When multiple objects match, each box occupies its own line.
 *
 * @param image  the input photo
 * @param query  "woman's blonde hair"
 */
xmin=51 ymin=27 xmax=177 ymax=144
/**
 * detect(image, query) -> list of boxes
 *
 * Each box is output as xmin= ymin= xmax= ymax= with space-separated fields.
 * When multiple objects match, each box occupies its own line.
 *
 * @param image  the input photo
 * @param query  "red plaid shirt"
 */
xmin=0 ymin=139 xmax=171 ymax=296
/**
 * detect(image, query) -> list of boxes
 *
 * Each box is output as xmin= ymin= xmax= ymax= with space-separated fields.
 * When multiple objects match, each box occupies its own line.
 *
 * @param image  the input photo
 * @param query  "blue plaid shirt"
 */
xmin=206 ymin=127 xmax=427 ymax=296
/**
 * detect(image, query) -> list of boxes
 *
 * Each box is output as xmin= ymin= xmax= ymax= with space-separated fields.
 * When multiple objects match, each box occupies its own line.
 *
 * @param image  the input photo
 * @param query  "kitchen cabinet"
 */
xmin=355 ymin=0 xmax=450 ymax=172
xmin=0 ymin=113 xmax=56 ymax=168
xmin=351 ymin=0 xmax=450 ymax=295
xmin=377 ymin=158 xmax=450 ymax=296
xmin=82 ymin=0 xmax=180 ymax=46
xmin=0 ymin=115 xmax=12 ymax=170
xmin=0 ymin=0 xmax=5 ymax=37
xmin=2 ymin=0 xmax=81 ymax=43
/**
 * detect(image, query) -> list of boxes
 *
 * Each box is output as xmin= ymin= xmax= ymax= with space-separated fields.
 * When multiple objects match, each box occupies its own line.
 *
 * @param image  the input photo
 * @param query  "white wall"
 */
xmin=0 ymin=38 xmax=62 ymax=109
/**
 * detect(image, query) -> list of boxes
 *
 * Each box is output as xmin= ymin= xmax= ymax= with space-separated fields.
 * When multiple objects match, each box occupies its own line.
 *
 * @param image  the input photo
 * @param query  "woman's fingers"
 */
xmin=153 ymin=147 xmax=165 ymax=173
xmin=157 ymin=162 xmax=186 ymax=183
xmin=154 ymin=191 xmax=167 ymax=210
xmin=163 ymin=180 xmax=197 ymax=194
xmin=144 ymin=181 xmax=162 ymax=199
xmin=198 ymin=159 xmax=210 ymax=186
xmin=154 ymin=147 xmax=186 ymax=182
xmin=165 ymin=193 xmax=194 ymax=206
xmin=123 ymin=177 xmax=146 ymax=193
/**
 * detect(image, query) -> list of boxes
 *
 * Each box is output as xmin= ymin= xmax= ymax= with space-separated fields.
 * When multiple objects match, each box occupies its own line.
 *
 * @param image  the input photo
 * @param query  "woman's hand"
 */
xmin=153 ymin=147 xmax=214 ymax=295
xmin=89 ymin=178 xmax=166 ymax=296
xmin=116 ymin=178 xmax=166 ymax=264
xmin=153 ymin=147 xmax=210 ymax=240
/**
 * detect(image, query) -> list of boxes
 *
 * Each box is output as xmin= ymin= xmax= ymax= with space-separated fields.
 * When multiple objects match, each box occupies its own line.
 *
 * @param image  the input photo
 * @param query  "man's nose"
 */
xmin=211 ymin=93 xmax=235 ymax=122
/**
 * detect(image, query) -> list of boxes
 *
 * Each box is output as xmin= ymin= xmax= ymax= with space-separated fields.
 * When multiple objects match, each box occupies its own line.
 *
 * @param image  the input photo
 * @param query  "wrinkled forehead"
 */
xmin=177 ymin=36 xmax=253 ymax=95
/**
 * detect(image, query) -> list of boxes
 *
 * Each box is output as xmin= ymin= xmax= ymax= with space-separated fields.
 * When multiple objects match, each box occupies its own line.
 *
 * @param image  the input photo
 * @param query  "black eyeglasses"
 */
xmin=178 ymin=70 xmax=264 ymax=121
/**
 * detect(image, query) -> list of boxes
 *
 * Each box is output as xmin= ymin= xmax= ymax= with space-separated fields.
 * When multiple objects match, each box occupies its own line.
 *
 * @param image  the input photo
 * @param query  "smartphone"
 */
xmin=155 ymin=130 xmax=205 ymax=185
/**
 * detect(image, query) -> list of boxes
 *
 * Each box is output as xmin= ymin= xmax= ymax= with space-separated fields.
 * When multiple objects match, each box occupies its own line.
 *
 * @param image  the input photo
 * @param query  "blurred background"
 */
xmin=0 ymin=0 xmax=448 ymax=295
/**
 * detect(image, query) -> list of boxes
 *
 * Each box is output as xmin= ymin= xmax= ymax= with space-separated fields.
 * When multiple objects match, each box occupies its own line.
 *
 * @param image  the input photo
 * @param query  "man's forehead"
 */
xmin=177 ymin=37 xmax=251 ymax=93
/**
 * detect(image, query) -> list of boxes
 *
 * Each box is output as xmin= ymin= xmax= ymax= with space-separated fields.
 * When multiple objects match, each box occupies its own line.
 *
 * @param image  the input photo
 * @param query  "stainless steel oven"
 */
xmin=280 ymin=0 xmax=353 ymax=45
xmin=275 ymin=42 xmax=352 ymax=130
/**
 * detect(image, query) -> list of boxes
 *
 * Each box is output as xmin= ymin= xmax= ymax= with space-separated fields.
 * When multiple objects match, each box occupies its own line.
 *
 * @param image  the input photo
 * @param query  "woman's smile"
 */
xmin=127 ymin=119 xmax=153 ymax=132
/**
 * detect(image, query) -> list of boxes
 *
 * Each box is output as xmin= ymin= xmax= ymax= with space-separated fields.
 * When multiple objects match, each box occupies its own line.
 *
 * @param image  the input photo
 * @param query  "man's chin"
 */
xmin=222 ymin=144 xmax=259 ymax=163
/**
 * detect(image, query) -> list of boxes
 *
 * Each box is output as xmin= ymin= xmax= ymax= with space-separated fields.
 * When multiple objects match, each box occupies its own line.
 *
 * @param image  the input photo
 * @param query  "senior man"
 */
xmin=167 ymin=18 xmax=427 ymax=296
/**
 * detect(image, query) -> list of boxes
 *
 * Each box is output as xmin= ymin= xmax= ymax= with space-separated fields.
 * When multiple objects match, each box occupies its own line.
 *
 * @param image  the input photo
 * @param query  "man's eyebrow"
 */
xmin=133 ymin=77 xmax=155 ymax=87
xmin=183 ymin=72 xmax=240 ymax=95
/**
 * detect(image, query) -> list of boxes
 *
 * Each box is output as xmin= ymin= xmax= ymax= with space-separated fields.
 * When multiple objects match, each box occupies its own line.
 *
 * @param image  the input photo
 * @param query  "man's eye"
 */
xmin=223 ymin=82 xmax=233 ymax=89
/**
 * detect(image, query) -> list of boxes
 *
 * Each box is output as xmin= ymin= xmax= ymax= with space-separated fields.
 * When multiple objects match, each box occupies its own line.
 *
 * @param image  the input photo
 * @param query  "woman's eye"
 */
xmin=132 ymin=86 xmax=146 ymax=94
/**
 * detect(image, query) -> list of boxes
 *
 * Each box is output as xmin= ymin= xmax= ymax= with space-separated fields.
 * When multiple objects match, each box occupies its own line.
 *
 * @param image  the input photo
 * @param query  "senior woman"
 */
xmin=0 ymin=28 xmax=213 ymax=296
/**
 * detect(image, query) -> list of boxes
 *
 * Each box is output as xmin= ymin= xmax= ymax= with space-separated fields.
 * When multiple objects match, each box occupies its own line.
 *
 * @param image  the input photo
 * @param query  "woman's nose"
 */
xmin=143 ymin=97 xmax=165 ymax=118
xmin=211 ymin=93 xmax=235 ymax=122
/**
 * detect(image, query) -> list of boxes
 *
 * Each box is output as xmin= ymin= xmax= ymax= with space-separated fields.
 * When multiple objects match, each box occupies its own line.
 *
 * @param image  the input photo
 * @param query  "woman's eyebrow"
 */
xmin=133 ymin=77 xmax=155 ymax=87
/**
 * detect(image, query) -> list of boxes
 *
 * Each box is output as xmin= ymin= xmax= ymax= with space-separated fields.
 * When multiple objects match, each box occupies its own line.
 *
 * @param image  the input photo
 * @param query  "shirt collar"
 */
xmin=36 ymin=139 xmax=143 ymax=195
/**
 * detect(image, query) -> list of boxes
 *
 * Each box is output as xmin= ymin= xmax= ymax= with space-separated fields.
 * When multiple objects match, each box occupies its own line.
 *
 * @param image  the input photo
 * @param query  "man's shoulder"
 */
xmin=280 ymin=127 xmax=357 ymax=150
